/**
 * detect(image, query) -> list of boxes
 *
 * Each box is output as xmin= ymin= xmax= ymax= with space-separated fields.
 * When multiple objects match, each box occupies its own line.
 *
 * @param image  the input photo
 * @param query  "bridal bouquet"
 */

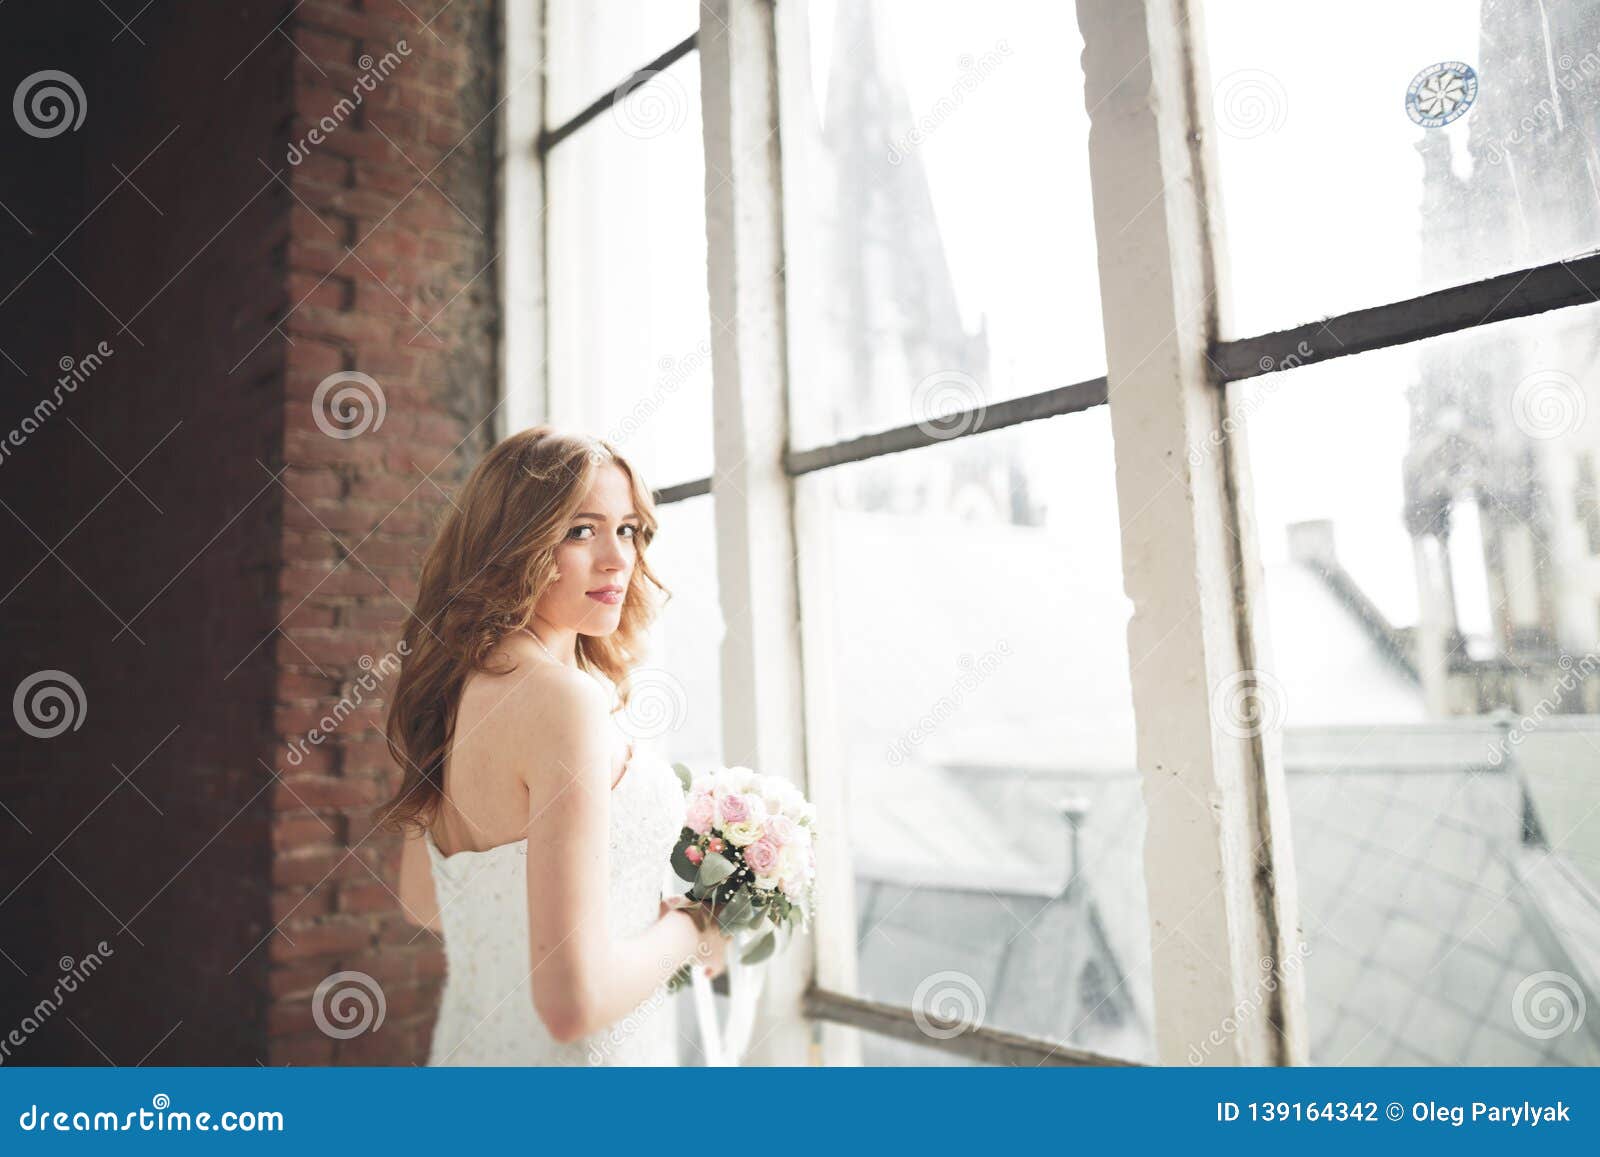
xmin=663 ymin=764 xmax=817 ymax=1063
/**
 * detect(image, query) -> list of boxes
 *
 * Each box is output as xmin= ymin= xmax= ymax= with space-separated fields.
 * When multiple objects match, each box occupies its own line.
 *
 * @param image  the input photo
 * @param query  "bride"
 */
xmin=382 ymin=426 xmax=730 ymax=1065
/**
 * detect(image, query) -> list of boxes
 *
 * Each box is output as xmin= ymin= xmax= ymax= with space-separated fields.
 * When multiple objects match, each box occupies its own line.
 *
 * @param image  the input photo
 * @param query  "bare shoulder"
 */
xmin=469 ymin=660 xmax=611 ymax=789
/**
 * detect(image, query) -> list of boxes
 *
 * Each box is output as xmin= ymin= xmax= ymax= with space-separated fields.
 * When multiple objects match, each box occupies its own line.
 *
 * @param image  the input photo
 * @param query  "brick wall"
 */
xmin=0 ymin=0 xmax=498 ymax=1065
xmin=264 ymin=0 xmax=498 ymax=1066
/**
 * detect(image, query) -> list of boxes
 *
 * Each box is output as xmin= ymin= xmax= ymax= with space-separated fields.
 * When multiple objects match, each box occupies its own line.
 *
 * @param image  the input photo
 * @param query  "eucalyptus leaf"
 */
xmin=672 ymin=762 xmax=694 ymax=793
xmin=717 ymin=889 xmax=755 ymax=932
xmin=696 ymin=851 xmax=736 ymax=889
xmin=739 ymin=929 xmax=776 ymax=965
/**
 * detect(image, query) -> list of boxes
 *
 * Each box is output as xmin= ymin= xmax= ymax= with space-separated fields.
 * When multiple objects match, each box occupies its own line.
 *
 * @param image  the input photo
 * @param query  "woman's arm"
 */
xmin=397 ymin=824 xmax=442 ymax=932
xmin=513 ymin=669 xmax=705 ymax=1044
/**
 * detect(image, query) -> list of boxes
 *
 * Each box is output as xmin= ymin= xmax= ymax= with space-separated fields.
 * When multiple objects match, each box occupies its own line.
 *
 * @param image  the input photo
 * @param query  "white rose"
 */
xmin=723 ymin=820 xmax=764 ymax=847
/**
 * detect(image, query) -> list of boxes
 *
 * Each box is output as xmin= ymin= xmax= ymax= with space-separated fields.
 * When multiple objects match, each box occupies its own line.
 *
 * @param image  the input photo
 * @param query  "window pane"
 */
xmin=547 ymin=55 xmax=713 ymax=490
xmin=777 ymin=0 xmax=1104 ymax=450
xmin=797 ymin=413 xmax=1153 ymax=1062
xmin=1201 ymin=0 xmax=1600 ymax=337
xmin=1235 ymin=302 xmax=1600 ymax=1064
xmin=636 ymin=494 xmax=721 ymax=772
xmin=546 ymin=0 xmax=698 ymax=127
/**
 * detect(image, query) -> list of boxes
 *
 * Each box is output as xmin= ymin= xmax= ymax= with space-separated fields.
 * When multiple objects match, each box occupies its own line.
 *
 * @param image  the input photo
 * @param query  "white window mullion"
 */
xmin=498 ymin=0 xmax=549 ymax=436
xmin=1076 ymin=0 xmax=1309 ymax=1065
xmin=699 ymin=0 xmax=818 ymax=1065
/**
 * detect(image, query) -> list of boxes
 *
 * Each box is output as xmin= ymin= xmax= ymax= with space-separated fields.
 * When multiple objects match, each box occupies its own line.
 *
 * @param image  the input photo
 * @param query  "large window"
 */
xmin=1204 ymin=0 xmax=1600 ymax=337
xmin=778 ymin=0 xmax=1105 ymax=448
xmin=510 ymin=0 xmax=1600 ymax=1067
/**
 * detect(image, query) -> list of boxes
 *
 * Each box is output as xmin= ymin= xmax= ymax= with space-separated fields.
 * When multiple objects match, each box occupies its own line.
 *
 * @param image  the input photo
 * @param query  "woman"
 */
xmin=382 ymin=426 xmax=730 ymax=1065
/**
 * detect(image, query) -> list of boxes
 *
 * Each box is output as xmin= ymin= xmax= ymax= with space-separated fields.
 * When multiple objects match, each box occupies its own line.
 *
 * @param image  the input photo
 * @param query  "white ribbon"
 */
xmin=689 ymin=934 xmax=768 ymax=1066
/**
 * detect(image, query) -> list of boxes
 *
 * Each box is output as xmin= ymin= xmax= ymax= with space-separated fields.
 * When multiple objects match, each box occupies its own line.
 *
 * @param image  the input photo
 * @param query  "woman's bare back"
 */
xmin=427 ymin=633 xmax=630 ymax=858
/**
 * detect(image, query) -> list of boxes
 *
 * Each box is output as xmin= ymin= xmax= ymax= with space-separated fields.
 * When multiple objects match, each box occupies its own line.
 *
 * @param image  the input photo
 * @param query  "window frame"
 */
xmin=500 ymin=0 xmax=1598 ymax=1067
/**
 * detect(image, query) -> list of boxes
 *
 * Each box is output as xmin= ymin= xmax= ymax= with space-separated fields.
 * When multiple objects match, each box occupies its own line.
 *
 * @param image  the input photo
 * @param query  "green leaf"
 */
xmin=739 ymin=929 xmax=776 ymax=965
xmin=696 ymin=851 xmax=736 ymax=889
xmin=670 ymin=844 xmax=699 ymax=882
xmin=717 ymin=889 xmax=755 ymax=932
xmin=672 ymin=762 xmax=694 ymax=793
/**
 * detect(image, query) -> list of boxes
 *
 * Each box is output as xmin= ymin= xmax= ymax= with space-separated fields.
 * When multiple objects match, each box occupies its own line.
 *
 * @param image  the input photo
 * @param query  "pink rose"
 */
xmin=719 ymin=792 xmax=752 ymax=825
xmin=766 ymin=814 xmax=797 ymax=847
xmin=685 ymin=845 xmax=704 ymax=865
xmin=685 ymin=792 xmax=716 ymax=835
xmin=743 ymin=837 xmax=780 ymax=877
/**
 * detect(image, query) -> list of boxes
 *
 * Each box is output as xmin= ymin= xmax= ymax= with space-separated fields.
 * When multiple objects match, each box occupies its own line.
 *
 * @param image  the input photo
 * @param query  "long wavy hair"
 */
xmin=378 ymin=426 xmax=668 ymax=837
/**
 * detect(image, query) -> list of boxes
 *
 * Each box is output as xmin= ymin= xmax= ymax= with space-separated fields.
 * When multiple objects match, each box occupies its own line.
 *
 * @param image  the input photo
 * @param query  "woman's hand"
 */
xmin=695 ymin=917 xmax=731 ymax=980
xmin=660 ymin=896 xmax=733 ymax=979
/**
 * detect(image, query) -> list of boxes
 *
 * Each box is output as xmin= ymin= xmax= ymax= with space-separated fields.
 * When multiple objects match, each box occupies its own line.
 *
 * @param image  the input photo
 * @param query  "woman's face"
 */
xmin=534 ymin=463 xmax=641 ymax=637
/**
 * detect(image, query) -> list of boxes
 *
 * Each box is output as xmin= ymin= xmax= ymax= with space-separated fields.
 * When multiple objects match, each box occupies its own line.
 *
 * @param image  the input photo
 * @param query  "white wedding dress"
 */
xmin=423 ymin=743 xmax=688 ymax=1065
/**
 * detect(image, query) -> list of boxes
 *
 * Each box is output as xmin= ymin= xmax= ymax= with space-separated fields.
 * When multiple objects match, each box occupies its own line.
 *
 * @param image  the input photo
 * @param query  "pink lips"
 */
xmin=586 ymin=586 xmax=623 ymax=605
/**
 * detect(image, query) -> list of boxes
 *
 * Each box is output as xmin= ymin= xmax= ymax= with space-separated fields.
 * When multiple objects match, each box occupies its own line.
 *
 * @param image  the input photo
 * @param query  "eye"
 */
xmin=566 ymin=523 xmax=642 ymax=542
